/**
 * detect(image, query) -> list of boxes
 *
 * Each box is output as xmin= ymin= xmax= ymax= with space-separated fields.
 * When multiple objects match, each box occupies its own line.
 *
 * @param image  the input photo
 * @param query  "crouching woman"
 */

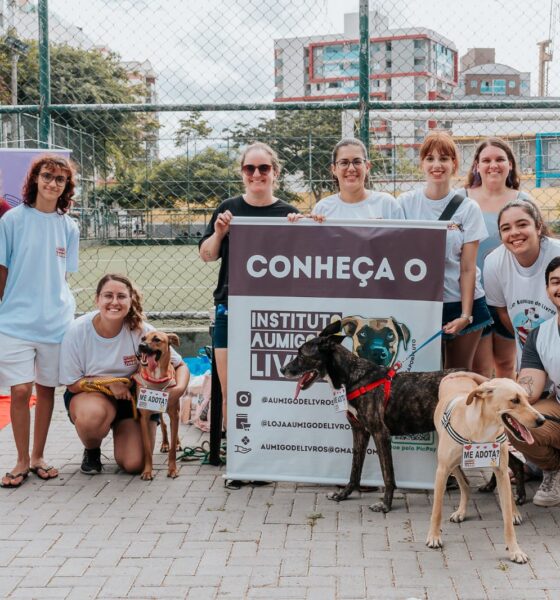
xmin=59 ymin=274 xmax=189 ymax=475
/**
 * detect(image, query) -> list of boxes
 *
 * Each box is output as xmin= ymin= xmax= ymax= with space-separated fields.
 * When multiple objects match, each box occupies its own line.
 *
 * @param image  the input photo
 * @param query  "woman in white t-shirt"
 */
xmin=59 ymin=274 xmax=189 ymax=475
xmin=311 ymin=138 xmax=403 ymax=220
xmin=398 ymin=131 xmax=491 ymax=370
xmin=463 ymin=138 xmax=533 ymax=378
xmin=483 ymin=199 xmax=560 ymax=368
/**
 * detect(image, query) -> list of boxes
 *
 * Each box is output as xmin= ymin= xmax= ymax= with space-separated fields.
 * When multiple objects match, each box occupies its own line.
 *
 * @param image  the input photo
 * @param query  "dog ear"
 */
xmin=340 ymin=317 xmax=358 ymax=336
xmin=167 ymin=333 xmax=180 ymax=347
xmin=466 ymin=383 xmax=492 ymax=405
xmin=393 ymin=319 xmax=411 ymax=350
xmin=320 ymin=320 xmax=342 ymax=337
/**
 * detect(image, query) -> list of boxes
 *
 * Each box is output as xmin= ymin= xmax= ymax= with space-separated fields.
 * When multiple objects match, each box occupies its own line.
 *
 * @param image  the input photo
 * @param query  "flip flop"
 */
xmin=29 ymin=465 xmax=58 ymax=480
xmin=1 ymin=471 xmax=29 ymax=488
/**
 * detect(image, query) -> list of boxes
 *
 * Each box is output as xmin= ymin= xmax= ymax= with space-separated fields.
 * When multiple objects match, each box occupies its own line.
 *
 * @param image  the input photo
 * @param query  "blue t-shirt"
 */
xmin=0 ymin=204 xmax=79 ymax=344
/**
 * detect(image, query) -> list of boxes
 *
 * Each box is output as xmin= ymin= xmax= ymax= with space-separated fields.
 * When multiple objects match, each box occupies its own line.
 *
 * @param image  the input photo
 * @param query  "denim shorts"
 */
xmin=481 ymin=305 xmax=515 ymax=340
xmin=213 ymin=303 xmax=228 ymax=349
xmin=442 ymin=296 xmax=493 ymax=341
xmin=63 ymin=387 xmax=160 ymax=425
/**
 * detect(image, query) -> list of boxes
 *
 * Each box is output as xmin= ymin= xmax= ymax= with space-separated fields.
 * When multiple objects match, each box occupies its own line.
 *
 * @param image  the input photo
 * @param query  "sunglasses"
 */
xmin=39 ymin=172 xmax=68 ymax=187
xmin=241 ymin=164 xmax=273 ymax=176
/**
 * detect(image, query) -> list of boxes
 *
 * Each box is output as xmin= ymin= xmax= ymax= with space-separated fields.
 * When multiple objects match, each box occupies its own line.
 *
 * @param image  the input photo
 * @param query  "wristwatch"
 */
xmin=460 ymin=313 xmax=473 ymax=324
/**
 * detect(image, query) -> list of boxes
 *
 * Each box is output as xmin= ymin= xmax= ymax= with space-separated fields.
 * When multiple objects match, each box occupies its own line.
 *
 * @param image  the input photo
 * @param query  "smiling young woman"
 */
xmin=398 ymin=131 xmax=491 ymax=371
xmin=483 ymin=199 xmax=560 ymax=369
xmin=463 ymin=138 xmax=533 ymax=378
xmin=199 ymin=142 xmax=298 ymax=432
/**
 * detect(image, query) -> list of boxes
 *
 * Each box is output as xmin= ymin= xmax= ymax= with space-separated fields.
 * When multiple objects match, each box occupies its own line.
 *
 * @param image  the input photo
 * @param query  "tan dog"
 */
xmin=132 ymin=331 xmax=181 ymax=480
xmin=426 ymin=374 xmax=545 ymax=564
xmin=340 ymin=316 xmax=410 ymax=368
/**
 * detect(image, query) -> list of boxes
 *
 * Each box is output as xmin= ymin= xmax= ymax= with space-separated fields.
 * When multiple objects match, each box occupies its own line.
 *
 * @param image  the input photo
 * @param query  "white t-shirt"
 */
xmin=0 ymin=204 xmax=79 ymax=344
xmin=312 ymin=191 xmax=404 ymax=220
xmin=484 ymin=236 xmax=560 ymax=362
xmin=59 ymin=311 xmax=183 ymax=385
xmin=398 ymin=188 xmax=487 ymax=302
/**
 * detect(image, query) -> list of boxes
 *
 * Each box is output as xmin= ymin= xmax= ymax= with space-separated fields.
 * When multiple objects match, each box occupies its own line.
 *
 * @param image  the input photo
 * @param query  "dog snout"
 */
xmin=536 ymin=414 xmax=546 ymax=427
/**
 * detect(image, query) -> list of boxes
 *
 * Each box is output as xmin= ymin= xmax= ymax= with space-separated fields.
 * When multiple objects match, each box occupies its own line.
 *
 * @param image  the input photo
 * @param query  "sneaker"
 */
xmin=533 ymin=469 xmax=560 ymax=506
xmin=80 ymin=448 xmax=103 ymax=475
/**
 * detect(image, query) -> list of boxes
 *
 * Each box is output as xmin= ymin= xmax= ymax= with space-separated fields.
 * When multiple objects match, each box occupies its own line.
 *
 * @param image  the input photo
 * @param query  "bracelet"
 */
xmin=460 ymin=313 xmax=473 ymax=324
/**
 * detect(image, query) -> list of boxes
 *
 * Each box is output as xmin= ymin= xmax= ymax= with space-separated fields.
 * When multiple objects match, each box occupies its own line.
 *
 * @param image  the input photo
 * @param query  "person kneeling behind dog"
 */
xmin=59 ymin=274 xmax=189 ymax=475
xmin=514 ymin=257 xmax=560 ymax=506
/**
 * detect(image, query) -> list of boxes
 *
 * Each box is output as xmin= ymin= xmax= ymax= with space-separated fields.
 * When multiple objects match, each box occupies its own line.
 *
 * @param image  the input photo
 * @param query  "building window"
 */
xmin=386 ymin=59 xmax=392 ymax=70
xmin=328 ymin=82 xmax=340 ymax=88
xmin=385 ymin=41 xmax=392 ymax=52
xmin=470 ymin=80 xmax=477 ymax=88
xmin=371 ymin=42 xmax=381 ymax=53
xmin=509 ymin=80 xmax=516 ymax=88
xmin=480 ymin=79 xmax=506 ymax=95
xmin=413 ymin=39 xmax=424 ymax=50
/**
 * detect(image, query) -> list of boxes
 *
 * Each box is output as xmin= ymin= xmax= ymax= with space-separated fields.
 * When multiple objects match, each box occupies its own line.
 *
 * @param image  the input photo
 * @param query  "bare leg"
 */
xmin=472 ymin=334 xmax=493 ymax=379
xmin=493 ymin=333 xmax=516 ymax=379
xmin=2 ymin=382 xmax=33 ymax=486
xmin=114 ymin=418 xmax=156 ymax=474
xmin=30 ymin=384 xmax=58 ymax=477
xmin=444 ymin=329 xmax=483 ymax=371
xmin=214 ymin=348 xmax=228 ymax=431
xmin=70 ymin=392 xmax=116 ymax=449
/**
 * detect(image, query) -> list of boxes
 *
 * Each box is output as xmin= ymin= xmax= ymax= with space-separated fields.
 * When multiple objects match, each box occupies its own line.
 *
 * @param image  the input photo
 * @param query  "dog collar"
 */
xmin=346 ymin=367 xmax=397 ymax=409
xmin=441 ymin=398 xmax=507 ymax=445
xmin=138 ymin=366 xmax=175 ymax=386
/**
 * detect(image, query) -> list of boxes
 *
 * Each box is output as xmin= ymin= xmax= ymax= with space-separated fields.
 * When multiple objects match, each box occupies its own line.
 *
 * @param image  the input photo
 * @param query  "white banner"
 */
xmin=226 ymin=218 xmax=447 ymax=489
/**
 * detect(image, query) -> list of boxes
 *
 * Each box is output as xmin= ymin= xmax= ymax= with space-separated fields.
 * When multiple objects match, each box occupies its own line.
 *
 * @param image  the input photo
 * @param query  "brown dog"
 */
xmin=132 ymin=331 xmax=181 ymax=480
xmin=426 ymin=374 xmax=545 ymax=563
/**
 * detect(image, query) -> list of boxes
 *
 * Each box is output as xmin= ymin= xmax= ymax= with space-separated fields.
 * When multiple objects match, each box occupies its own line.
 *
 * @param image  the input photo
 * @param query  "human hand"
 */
xmin=287 ymin=212 xmax=325 ymax=223
xmin=215 ymin=210 xmax=233 ymax=236
xmin=109 ymin=381 xmax=133 ymax=401
xmin=442 ymin=317 xmax=469 ymax=336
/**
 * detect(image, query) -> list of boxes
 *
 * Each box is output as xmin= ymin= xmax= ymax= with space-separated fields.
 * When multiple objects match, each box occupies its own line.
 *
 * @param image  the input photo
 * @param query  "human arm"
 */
xmin=495 ymin=306 xmax=514 ymax=336
xmin=443 ymin=240 xmax=478 ymax=335
xmin=199 ymin=209 xmax=232 ymax=262
xmin=517 ymin=327 xmax=548 ymax=403
xmin=0 ymin=265 xmax=7 ymax=300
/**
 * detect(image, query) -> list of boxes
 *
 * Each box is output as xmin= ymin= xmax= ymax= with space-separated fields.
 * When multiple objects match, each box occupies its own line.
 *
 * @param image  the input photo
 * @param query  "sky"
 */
xmin=46 ymin=0 xmax=560 ymax=155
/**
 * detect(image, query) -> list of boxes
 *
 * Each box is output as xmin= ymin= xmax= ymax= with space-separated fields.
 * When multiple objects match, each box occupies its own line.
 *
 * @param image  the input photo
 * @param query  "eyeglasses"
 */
xmin=241 ymin=164 xmax=273 ymax=176
xmin=335 ymin=158 xmax=367 ymax=169
xmin=39 ymin=172 xmax=68 ymax=187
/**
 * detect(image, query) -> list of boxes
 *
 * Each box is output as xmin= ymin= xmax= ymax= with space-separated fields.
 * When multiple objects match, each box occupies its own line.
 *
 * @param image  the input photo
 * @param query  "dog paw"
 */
xmin=449 ymin=510 xmax=465 ymax=523
xmin=140 ymin=471 xmax=154 ymax=481
xmin=512 ymin=512 xmax=523 ymax=526
xmin=369 ymin=501 xmax=390 ymax=513
xmin=514 ymin=493 xmax=526 ymax=506
xmin=509 ymin=547 xmax=528 ymax=564
xmin=160 ymin=442 xmax=170 ymax=453
xmin=327 ymin=491 xmax=347 ymax=502
xmin=167 ymin=469 xmax=179 ymax=479
xmin=426 ymin=534 xmax=443 ymax=549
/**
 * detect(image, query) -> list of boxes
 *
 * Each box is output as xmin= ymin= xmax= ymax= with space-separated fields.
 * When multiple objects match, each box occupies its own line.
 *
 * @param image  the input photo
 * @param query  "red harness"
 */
xmin=346 ymin=367 xmax=397 ymax=410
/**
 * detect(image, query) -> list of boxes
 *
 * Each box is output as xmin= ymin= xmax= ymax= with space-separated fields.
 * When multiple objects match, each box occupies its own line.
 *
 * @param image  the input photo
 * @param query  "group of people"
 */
xmin=200 ymin=135 xmax=560 ymax=507
xmin=1 ymin=135 xmax=560 ymax=506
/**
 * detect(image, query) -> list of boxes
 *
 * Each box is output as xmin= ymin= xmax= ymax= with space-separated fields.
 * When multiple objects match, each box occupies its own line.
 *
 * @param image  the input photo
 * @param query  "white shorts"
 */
xmin=0 ymin=332 xmax=60 ymax=387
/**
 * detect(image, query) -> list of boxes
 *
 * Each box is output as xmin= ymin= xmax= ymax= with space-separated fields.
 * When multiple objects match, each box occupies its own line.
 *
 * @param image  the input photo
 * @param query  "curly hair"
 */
xmin=465 ymin=137 xmax=520 ymax=190
xmin=497 ymin=198 xmax=551 ymax=239
xmin=95 ymin=273 xmax=145 ymax=332
xmin=22 ymin=154 xmax=77 ymax=214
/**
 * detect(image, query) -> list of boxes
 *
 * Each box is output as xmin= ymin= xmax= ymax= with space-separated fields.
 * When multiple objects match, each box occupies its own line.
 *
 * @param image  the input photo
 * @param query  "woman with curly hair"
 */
xmin=59 ymin=274 xmax=189 ymax=475
xmin=0 ymin=154 xmax=79 ymax=488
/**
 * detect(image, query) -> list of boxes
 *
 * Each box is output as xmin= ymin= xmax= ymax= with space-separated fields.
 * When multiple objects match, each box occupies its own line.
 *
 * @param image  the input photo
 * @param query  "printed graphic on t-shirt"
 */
xmin=55 ymin=246 xmax=66 ymax=258
xmin=123 ymin=354 xmax=138 ymax=367
xmin=447 ymin=222 xmax=464 ymax=232
xmin=511 ymin=305 xmax=546 ymax=348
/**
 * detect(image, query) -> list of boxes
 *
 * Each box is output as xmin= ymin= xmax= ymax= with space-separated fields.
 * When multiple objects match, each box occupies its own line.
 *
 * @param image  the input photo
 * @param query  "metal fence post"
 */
xmin=359 ymin=0 xmax=370 ymax=150
xmin=38 ymin=0 xmax=51 ymax=148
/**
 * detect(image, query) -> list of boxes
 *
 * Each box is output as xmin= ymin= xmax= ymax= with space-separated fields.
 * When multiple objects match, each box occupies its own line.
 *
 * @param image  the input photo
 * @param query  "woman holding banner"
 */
xmin=398 ymin=131 xmax=491 ymax=370
xmin=199 ymin=142 xmax=298 ymax=432
xmin=0 ymin=155 xmax=78 ymax=488
xmin=463 ymin=138 xmax=533 ymax=378
xmin=312 ymin=138 xmax=403 ymax=219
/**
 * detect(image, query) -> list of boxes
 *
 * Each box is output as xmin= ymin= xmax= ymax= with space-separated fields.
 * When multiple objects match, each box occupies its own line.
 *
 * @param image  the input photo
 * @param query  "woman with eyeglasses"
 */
xmin=463 ymin=138 xmax=533 ymax=379
xmin=312 ymin=138 xmax=403 ymax=219
xmin=398 ymin=131 xmax=491 ymax=370
xmin=0 ymin=155 xmax=79 ymax=488
xmin=199 ymin=142 xmax=298 ymax=432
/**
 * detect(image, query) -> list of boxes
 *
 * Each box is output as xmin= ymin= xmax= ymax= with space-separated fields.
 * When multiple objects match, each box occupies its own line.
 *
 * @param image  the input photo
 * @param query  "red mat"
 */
xmin=0 ymin=395 xmax=37 ymax=429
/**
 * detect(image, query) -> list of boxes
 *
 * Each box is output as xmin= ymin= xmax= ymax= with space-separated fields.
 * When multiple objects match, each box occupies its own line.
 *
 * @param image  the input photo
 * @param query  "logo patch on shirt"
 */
xmin=56 ymin=247 xmax=66 ymax=258
xmin=123 ymin=354 xmax=138 ymax=367
xmin=447 ymin=222 xmax=464 ymax=232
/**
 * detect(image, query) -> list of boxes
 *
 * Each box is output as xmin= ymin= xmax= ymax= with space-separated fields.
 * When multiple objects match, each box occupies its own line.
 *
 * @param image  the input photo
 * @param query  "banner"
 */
xmin=0 ymin=148 xmax=71 ymax=207
xmin=226 ymin=218 xmax=447 ymax=489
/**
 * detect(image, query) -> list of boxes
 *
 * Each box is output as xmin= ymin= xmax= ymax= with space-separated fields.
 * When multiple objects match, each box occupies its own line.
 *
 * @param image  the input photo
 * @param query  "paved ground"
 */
xmin=1 ymin=397 xmax=560 ymax=600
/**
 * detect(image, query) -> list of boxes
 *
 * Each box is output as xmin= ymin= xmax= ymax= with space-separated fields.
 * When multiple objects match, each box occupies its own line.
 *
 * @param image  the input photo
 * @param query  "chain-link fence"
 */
xmin=1 ymin=0 xmax=560 ymax=316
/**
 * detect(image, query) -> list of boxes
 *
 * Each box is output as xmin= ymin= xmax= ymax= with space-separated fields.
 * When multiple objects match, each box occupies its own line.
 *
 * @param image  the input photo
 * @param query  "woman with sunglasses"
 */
xmin=199 ymin=142 xmax=298 ymax=431
xmin=463 ymin=138 xmax=533 ymax=378
xmin=312 ymin=138 xmax=403 ymax=219
xmin=0 ymin=155 xmax=79 ymax=488
xmin=398 ymin=131 xmax=491 ymax=370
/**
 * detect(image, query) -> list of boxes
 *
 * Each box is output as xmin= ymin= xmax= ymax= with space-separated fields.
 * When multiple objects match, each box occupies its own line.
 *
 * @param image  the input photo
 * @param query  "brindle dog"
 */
xmin=281 ymin=320 xmax=455 ymax=513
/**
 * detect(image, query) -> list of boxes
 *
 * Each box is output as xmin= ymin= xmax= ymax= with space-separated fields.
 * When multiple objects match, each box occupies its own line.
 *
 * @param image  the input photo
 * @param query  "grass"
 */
xmin=68 ymin=244 xmax=218 ymax=314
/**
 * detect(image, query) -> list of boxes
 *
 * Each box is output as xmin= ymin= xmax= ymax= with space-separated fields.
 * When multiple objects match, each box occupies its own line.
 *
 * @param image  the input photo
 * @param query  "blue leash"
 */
xmin=393 ymin=329 xmax=444 ymax=371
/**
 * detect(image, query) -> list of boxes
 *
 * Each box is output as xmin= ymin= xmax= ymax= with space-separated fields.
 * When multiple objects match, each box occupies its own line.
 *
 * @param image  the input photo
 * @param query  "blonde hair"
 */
xmin=239 ymin=142 xmax=281 ymax=175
